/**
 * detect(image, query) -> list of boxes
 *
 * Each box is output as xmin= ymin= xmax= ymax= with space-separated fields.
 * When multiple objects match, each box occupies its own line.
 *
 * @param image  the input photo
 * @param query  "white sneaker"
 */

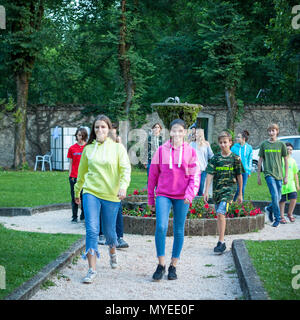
xmin=98 ymin=235 xmax=106 ymax=245
xmin=82 ymin=268 xmax=97 ymax=284
xmin=109 ymin=250 xmax=117 ymax=269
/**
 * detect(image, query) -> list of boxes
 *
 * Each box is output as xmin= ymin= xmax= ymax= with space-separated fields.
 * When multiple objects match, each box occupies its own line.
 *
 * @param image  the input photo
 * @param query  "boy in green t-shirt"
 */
xmin=257 ymin=123 xmax=288 ymax=227
xmin=204 ymin=131 xmax=243 ymax=254
xmin=279 ymin=142 xmax=299 ymax=224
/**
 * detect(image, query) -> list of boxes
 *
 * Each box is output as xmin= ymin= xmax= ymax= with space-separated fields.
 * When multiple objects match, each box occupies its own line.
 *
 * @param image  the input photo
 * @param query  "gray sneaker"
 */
xmin=109 ymin=250 xmax=117 ymax=269
xmin=82 ymin=268 xmax=97 ymax=284
xmin=98 ymin=235 xmax=106 ymax=245
xmin=117 ymin=237 xmax=129 ymax=249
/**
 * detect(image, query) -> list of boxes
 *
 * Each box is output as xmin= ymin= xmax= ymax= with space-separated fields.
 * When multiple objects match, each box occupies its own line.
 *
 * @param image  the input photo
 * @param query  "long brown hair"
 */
xmin=86 ymin=114 xmax=113 ymax=146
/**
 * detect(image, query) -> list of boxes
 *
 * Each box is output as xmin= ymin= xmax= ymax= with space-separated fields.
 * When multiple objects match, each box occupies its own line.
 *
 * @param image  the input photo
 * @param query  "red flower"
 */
xmin=133 ymin=190 xmax=139 ymax=195
xmin=190 ymin=209 xmax=196 ymax=214
xmin=235 ymin=209 xmax=239 ymax=214
xmin=204 ymin=203 xmax=209 ymax=209
xmin=128 ymin=194 xmax=132 ymax=197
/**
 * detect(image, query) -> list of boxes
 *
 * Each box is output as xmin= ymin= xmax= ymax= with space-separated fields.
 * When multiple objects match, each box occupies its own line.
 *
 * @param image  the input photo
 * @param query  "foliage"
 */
xmin=246 ymin=239 xmax=300 ymax=300
xmin=189 ymin=197 xmax=262 ymax=219
xmin=0 ymin=223 xmax=82 ymax=299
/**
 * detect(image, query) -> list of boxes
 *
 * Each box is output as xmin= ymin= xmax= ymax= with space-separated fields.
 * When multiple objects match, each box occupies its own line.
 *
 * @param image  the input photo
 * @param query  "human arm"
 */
xmin=68 ymin=158 xmax=73 ymax=176
xmin=257 ymin=157 xmax=263 ymax=185
xmin=184 ymin=148 xmax=201 ymax=205
xmin=147 ymin=148 xmax=160 ymax=208
xmin=118 ymin=143 xmax=131 ymax=200
xmin=248 ymin=146 xmax=253 ymax=177
xmin=203 ymin=174 xmax=213 ymax=203
xmin=74 ymin=149 xmax=88 ymax=203
xmin=283 ymin=156 xmax=288 ymax=185
xmin=236 ymin=174 xmax=243 ymax=204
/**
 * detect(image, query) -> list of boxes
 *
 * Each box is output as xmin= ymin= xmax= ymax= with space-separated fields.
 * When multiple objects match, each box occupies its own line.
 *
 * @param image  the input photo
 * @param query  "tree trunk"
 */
xmin=118 ymin=0 xmax=136 ymax=148
xmin=14 ymin=72 xmax=29 ymax=168
xmin=225 ymin=86 xmax=238 ymax=131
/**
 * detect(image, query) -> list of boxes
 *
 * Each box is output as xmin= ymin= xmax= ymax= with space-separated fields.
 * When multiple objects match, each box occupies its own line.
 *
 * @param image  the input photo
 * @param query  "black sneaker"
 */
xmin=167 ymin=265 xmax=177 ymax=280
xmin=71 ymin=217 xmax=78 ymax=223
xmin=214 ymin=241 xmax=226 ymax=254
xmin=152 ymin=264 xmax=166 ymax=281
xmin=80 ymin=214 xmax=85 ymax=221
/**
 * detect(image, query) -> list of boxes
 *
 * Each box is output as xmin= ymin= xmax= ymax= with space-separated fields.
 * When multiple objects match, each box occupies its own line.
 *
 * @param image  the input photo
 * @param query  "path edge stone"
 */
xmin=4 ymin=236 xmax=85 ymax=300
xmin=232 ymin=239 xmax=269 ymax=300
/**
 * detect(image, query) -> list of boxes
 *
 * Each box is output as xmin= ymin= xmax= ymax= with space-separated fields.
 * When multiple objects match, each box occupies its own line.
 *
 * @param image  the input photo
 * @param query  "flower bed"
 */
xmin=122 ymin=192 xmax=265 ymax=236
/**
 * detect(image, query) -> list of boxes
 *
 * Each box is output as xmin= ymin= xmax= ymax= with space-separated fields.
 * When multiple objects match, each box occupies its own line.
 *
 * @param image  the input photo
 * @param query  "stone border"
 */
xmin=0 ymin=203 xmax=71 ymax=217
xmin=232 ymin=239 xmax=269 ymax=300
xmin=4 ymin=236 xmax=85 ymax=300
xmin=123 ymin=214 xmax=265 ymax=236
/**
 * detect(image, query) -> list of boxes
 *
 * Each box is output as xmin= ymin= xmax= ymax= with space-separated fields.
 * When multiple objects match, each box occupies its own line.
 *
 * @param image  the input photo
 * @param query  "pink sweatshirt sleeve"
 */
xmin=184 ymin=148 xmax=201 ymax=203
xmin=147 ymin=147 xmax=160 ymax=206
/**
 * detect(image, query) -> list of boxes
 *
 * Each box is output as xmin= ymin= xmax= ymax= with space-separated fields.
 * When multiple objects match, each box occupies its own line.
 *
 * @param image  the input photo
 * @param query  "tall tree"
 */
xmin=197 ymin=1 xmax=249 ymax=130
xmin=0 ymin=1 xmax=62 ymax=168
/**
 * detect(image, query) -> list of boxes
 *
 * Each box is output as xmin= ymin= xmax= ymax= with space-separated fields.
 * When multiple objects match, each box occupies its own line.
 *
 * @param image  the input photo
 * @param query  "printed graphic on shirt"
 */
xmin=206 ymin=153 xmax=243 ymax=203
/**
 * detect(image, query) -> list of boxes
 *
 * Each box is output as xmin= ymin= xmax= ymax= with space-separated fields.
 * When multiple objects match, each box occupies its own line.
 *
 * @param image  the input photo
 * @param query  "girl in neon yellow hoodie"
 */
xmin=74 ymin=115 xmax=131 ymax=283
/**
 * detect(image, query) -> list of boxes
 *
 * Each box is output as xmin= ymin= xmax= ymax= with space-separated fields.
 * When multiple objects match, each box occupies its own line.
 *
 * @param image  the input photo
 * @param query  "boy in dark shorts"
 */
xmin=204 ymin=131 xmax=243 ymax=254
xmin=279 ymin=142 xmax=299 ymax=223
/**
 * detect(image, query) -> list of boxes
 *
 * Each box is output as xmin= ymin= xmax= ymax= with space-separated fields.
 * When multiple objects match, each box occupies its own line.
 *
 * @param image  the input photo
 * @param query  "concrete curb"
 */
xmin=4 ymin=236 xmax=85 ymax=300
xmin=0 ymin=203 xmax=71 ymax=217
xmin=232 ymin=239 xmax=269 ymax=300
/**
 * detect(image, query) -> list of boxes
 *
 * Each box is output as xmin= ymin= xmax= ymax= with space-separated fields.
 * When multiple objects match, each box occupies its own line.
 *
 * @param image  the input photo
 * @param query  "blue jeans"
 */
xmin=155 ymin=196 xmax=189 ymax=259
xmin=198 ymin=171 xmax=206 ymax=196
xmin=265 ymin=176 xmax=282 ymax=222
xmin=99 ymin=202 xmax=123 ymax=238
xmin=234 ymin=173 xmax=248 ymax=201
xmin=82 ymin=193 xmax=120 ymax=260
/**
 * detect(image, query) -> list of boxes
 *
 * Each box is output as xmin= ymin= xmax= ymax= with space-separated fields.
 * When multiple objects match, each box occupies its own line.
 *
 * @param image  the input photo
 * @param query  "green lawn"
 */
xmin=0 ymin=224 xmax=82 ymax=300
xmin=0 ymin=168 xmax=147 ymax=207
xmin=245 ymin=240 xmax=300 ymax=300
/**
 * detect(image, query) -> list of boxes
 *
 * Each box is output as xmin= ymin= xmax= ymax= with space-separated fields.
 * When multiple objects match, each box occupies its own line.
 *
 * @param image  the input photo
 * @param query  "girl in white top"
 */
xmin=190 ymin=129 xmax=214 ymax=196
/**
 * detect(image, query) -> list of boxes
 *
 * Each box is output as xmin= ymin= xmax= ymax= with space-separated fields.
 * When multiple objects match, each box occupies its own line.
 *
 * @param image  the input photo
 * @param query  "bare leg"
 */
xmin=158 ymin=256 xmax=165 ymax=266
xmin=288 ymin=199 xmax=297 ymax=218
xmin=279 ymin=201 xmax=285 ymax=220
xmin=217 ymin=214 xmax=226 ymax=242
xmin=171 ymin=257 xmax=178 ymax=267
xmin=87 ymin=253 xmax=96 ymax=271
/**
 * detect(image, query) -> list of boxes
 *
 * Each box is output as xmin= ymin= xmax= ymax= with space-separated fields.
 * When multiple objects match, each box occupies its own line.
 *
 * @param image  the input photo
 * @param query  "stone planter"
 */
xmin=122 ymin=214 xmax=265 ymax=237
xmin=122 ymin=196 xmax=265 ymax=236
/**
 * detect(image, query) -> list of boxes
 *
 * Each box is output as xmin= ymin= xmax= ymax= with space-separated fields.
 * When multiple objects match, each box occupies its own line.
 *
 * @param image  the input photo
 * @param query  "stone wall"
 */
xmin=1 ymin=103 xmax=300 ymax=168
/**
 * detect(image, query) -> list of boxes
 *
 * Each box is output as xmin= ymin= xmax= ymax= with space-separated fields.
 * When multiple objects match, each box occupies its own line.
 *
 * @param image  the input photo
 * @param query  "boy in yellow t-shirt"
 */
xmin=279 ymin=142 xmax=299 ymax=223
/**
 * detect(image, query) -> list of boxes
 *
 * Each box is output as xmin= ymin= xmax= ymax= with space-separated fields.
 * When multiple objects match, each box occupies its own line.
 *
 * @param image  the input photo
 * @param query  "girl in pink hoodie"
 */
xmin=148 ymin=119 xmax=200 ymax=281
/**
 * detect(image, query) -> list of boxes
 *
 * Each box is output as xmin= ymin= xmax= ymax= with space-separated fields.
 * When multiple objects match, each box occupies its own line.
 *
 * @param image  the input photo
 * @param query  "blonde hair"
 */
xmin=267 ymin=123 xmax=279 ymax=133
xmin=218 ymin=131 xmax=232 ymax=142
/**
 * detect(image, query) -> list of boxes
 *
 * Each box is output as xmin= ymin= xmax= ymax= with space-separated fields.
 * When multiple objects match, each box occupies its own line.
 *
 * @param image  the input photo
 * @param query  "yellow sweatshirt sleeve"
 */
xmin=118 ymin=143 xmax=131 ymax=190
xmin=74 ymin=147 xmax=88 ymax=198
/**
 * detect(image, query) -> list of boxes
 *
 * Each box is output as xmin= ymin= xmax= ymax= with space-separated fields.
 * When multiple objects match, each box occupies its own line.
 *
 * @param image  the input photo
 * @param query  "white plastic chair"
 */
xmin=34 ymin=151 xmax=52 ymax=171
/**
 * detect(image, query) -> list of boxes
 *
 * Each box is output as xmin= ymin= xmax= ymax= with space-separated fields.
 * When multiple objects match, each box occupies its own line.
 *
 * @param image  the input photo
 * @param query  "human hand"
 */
xmin=257 ymin=175 xmax=261 ymax=185
xmin=75 ymin=197 xmax=81 ymax=205
xmin=184 ymin=198 xmax=190 ymax=205
xmin=203 ymin=192 xmax=209 ymax=203
xmin=118 ymin=189 xmax=127 ymax=200
xmin=149 ymin=205 xmax=155 ymax=212
xmin=237 ymin=194 xmax=243 ymax=204
xmin=283 ymin=177 xmax=288 ymax=185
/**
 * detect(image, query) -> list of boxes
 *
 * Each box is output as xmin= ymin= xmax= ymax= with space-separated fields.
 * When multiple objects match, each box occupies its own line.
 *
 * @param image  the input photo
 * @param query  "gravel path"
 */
xmin=0 ymin=210 xmax=299 ymax=300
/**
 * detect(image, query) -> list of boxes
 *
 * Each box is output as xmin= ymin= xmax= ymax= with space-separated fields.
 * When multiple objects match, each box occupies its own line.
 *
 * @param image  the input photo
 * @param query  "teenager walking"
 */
xmin=231 ymin=130 xmax=253 ymax=200
xmin=148 ymin=119 xmax=200 ymax=281
xmin=74 ymin=115 xmax=131 ymax=283
xmin=204 ymin=131 xmax=243 ymax=254
xmin=257 ymin=123 xmax=288 ymax=228
xmin=67 ymin=127 xmax=88 ymax=222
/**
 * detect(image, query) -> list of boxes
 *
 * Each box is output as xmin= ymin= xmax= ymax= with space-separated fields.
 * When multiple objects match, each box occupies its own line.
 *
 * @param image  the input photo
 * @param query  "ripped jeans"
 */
xmin=82 ymin=193 xmax=120 ymax=260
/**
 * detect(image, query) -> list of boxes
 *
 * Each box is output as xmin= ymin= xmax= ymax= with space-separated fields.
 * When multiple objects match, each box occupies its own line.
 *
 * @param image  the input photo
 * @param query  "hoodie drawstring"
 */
xmin=169 ymin=144 xmax=183 ymax=169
